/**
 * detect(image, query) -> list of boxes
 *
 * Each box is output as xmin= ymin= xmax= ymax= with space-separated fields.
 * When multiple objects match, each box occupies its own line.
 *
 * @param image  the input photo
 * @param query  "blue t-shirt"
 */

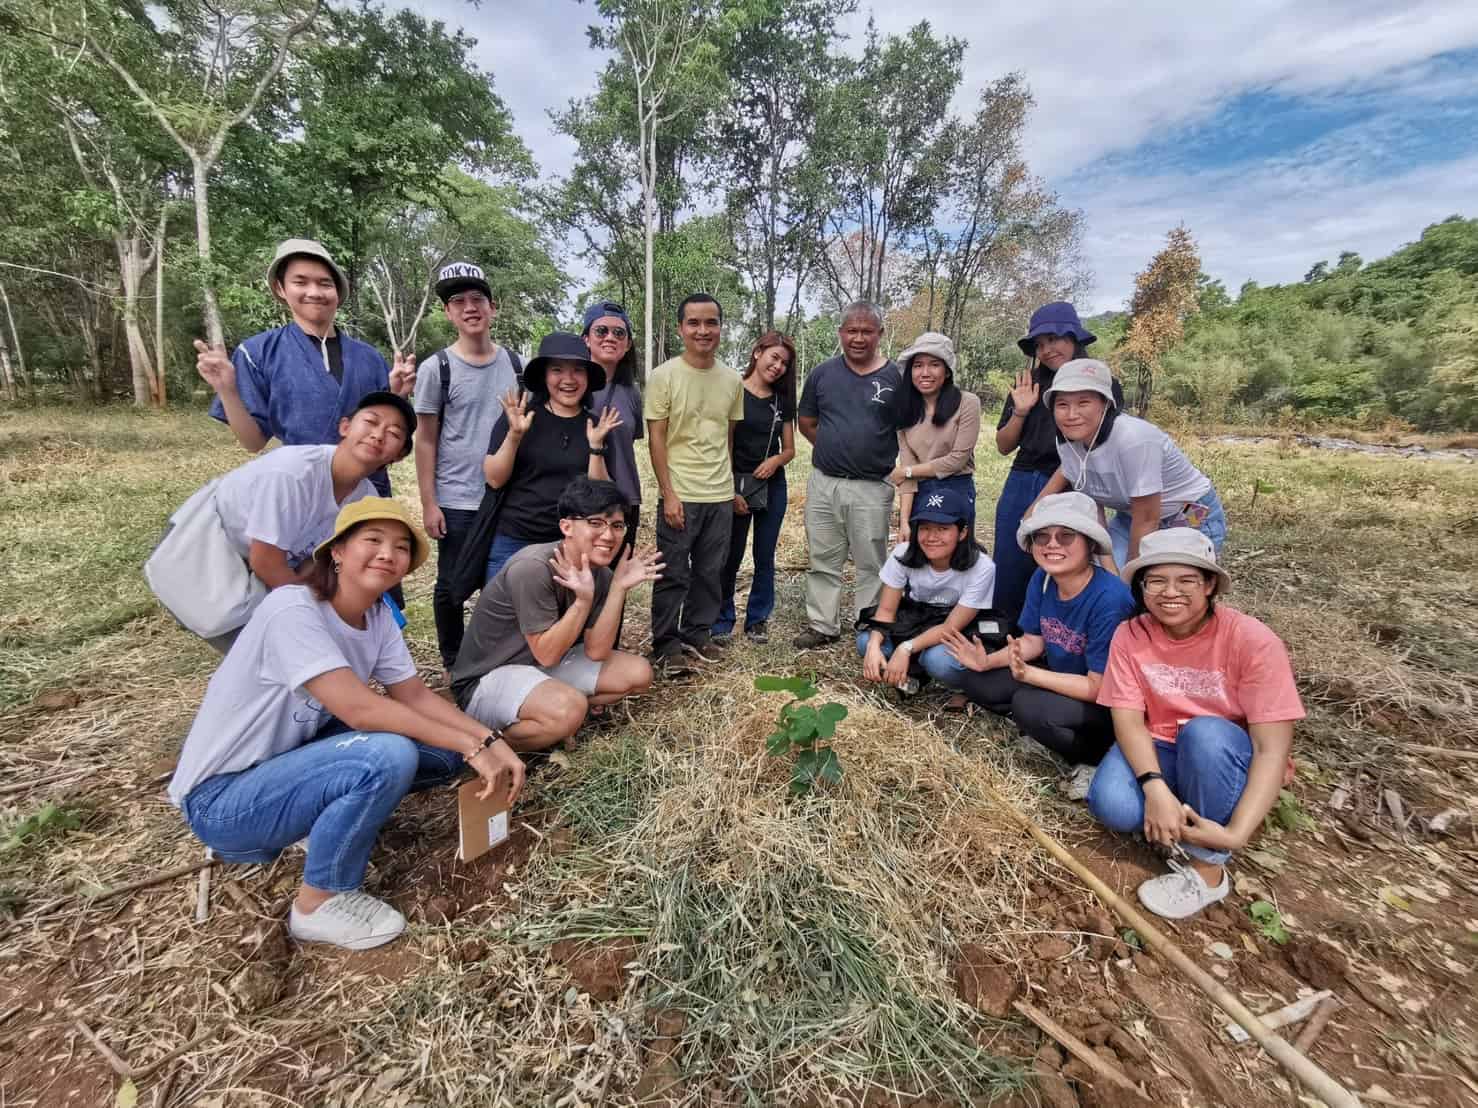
xmin=1020 ymin=565 xmax=1134 ymax=676
xmin=210 ymin=323 xmax=393 ymax=493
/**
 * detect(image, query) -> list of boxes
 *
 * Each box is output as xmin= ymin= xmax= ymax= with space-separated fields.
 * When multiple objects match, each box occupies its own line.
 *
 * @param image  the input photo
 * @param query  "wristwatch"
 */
xmin=468 ymin=732 xmax=508 ymax=760
xmin=903 ymin=465 xmax=913 ymax=480
xmin=1136 ymin=770 xmax=1164 ymax=787
xmin=588 ymin=445 xmax=607 ymax=456
xmin=899 ymin=639 xmax=915 ymax=654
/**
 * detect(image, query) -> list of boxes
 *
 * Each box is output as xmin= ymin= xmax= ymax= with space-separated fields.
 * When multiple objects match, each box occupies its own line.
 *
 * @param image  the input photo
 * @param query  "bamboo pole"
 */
xmin=985 ymin=782 xmax=1363 ymax=1108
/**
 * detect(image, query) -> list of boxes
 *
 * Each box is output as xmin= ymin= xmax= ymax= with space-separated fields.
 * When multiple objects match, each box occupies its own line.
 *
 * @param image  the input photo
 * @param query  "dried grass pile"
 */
xmin=510 ymin=659 xmax=1055 ymax=1103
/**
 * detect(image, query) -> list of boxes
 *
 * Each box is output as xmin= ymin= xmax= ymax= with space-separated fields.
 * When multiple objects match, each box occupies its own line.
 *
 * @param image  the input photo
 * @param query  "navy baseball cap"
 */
xmin=910 ymin=483 xmax=972 ymax=524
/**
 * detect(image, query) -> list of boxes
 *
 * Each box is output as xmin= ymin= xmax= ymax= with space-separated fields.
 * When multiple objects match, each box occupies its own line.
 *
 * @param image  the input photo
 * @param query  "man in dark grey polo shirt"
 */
xmin=793 ymin=301 xmax=902 ymax=647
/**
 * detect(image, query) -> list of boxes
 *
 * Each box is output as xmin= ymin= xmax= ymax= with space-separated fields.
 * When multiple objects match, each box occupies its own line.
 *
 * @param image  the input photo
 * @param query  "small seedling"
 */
xmin=1248 ymin=900 xmax=1290 ymax=944
xmin=1265 ymin=789 xmax=1315 ymax=833
xmin=1121 ymin=927 xmax=1144 ymax=952
xmin=755 ymin=675 xmax=846 ymax=795
xmin=0 ymin=803 xmax=82 ymax=854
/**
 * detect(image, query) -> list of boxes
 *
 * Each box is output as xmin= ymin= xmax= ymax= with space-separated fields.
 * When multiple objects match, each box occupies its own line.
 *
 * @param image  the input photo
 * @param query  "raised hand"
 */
xmin=499 ymin=389 xmax=535 ymax=438
xmin=193 ymin=339 xmax=235 ymax=395
xmin=588 ymin=404 xmax=623 ymax=447
xmin=389 ymin=351 xmax=418 ymax=396
xmin=612 ymin=545 xmax=664 ymax=591
xmin=549 ymin=545 xmax=596 ymax=606
xmin=941 ymin=626 xmax=989 ymax=672
xmin=1009 ymin=368 xmax=1040 ymax=412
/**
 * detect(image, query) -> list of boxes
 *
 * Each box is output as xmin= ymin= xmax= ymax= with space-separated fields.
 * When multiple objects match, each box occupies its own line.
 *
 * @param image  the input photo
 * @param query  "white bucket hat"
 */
xmin=1017 ymin=491 xmax=1112 ymax=555
xmin=1043 ymin=358 xmax=1117 ymax=406
xmin=1120 ymin=528 xmax=1232 ymax=593
xmin=897 ymin=331 xmax=957 ymax=373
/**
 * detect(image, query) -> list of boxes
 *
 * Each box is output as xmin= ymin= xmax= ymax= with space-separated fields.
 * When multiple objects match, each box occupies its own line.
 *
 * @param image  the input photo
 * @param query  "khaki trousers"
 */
xmin=802 ymin=470 xmax=894 ymax=636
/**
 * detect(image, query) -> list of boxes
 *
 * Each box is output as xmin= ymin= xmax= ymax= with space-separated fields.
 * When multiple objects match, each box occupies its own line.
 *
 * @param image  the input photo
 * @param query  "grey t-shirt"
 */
xmin=451 ymin=541 xmax=614 ymax=706
xmin=414 ymin=346 xmax=518 ymax=510
xmin=797 ymin=356 xmax=902 ymax=480
xmin=213 ymin=444 xmax=375 ymax=568
xmin=589 ymin=381 xmax=644 ymax=506
xmin=168 ymin=586 xmax=417 ymax=806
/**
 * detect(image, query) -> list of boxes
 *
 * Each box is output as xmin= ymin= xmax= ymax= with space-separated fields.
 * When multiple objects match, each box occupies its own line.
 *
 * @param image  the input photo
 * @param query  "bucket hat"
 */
xmin=581 ymin=300 xmax=635 ymax=337
xmin=1120 ymin=529 xmax=1231 ymax=593
xmin=1018 ymin=301 xmax=1096 ymax=358
xmin=522 ymin=332 xmax=607 ymax=395
xmin=1017 ymin=491 xmax=1112 ymax=555
xmin=898 ymin=331 xmax=957 ymax=373
xmin=350 ymin=390 xmax=417 ymax=459
xmin=313 ymin=497 xmax=430 ymax=573
xmin=1043 ymin=358 xmax=1118 ymax=407
xmin=910 ymin=482 xmax=972 ymax=525
xmin=435 ymin=261 xmax=493 ymax=303
xmin=267 ymin=238 xmax=347 ymax=301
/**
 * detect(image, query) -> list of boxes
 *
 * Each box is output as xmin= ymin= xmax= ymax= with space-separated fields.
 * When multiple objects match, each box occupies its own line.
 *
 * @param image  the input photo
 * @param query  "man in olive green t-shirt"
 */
xmin=647 ymin=293 xmax=744 ymax=670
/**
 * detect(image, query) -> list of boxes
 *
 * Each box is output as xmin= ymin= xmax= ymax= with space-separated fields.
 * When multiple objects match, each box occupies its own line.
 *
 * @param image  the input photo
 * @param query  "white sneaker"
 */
xmin=289 ymin=890 xmax=406 ymax=950
xmin=1062 ymin=762 xmax=1097 ymax=801
xmin=1136 ymin=858 xmax=1229 ymax=920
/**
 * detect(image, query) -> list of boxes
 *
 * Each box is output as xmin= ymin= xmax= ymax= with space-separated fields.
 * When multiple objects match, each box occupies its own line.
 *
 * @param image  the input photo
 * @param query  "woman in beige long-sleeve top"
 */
xmin=889 ymin=332 xmax=982 ymax=545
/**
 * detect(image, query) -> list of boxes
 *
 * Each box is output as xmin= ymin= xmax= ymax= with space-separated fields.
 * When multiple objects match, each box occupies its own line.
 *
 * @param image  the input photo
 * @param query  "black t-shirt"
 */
xmin=488 ymin=406 xmax=591 ymax=541
xmin=324 ymin=334 xmax=344 ymax=384
xmin=797 ymin=356 xmax=902 ymax=480
xmin=998 ymin=366 xmax=1126 ymax=474
xmin=732 ymin=388 xmax=791 ymax=476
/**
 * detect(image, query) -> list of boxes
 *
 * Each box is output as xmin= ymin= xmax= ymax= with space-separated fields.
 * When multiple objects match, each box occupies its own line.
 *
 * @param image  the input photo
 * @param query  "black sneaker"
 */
xmin=681 ymin=638 xmax=726 ymax=663
xmin=652 ymin=653 xmax=696 ymax=679
xmin=792 ymin=628 xmax=840 ymax=650
xmin=745 ymin=622 xmax=769 ymax=643
xmin=711 ymin=630 xmax=735 ymax=645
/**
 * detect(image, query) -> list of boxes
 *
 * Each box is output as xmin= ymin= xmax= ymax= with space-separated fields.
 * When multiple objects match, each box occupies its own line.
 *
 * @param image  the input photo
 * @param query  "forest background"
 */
xmin=0 ymin=0 xmax=1475 ymax=431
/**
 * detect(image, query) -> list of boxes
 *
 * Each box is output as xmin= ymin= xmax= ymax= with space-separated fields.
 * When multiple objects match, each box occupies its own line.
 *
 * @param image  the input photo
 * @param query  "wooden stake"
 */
xmin=194 ymin=849 xmax=212 ymax=923
xmin=1293 ymin=996 xmax=1341 ymax=1054
xmin=984 ymin=781 xmax=1365 ymax=1108
xmin=1014 ymin=999 xmax=1137 ymax=1092
xmin=73 ymin=1017 xmax=133 ymax=1077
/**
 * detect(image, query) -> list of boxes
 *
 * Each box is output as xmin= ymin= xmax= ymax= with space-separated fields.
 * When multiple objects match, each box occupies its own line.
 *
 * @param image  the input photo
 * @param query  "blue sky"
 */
xmin=422 ymin=0 xmax=1478 ymax=313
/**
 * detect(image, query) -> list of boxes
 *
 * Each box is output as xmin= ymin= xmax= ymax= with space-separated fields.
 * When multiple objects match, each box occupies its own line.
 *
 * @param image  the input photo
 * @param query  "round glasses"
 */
xmin=579 ymin=516 xmax=628 ymax=535
xmin=591 ymin=325 xmax=629 ymax=340
xmin=1030 ymin=527 xmax=1080 ymax=547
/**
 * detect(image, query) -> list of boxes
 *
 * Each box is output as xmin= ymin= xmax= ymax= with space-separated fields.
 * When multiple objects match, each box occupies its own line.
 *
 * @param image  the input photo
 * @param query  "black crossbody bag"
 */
xmin=734 ymin=397 xmax=782 ymax=512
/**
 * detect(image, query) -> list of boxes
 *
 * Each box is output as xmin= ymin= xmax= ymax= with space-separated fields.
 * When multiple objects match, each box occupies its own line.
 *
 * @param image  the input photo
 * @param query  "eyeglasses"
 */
xmin=591 ymin=324 xmax=629 ymax=340
xmin=1141 ymin=575 xmax=1207 ymax=595
xmin=578 ymin=516 xmax=628 ymax=535
xmin=1030 ymin=527 xmax=1080 ymax=548
xmin=448 ymin=293 xmax=489 ymax=308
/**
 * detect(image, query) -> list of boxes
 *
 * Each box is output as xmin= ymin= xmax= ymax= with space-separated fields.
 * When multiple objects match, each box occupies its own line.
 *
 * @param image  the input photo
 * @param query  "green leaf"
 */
xmin=1120 ymin=928 xmax=1144 ymax=951
xmin=115 ymin=1079 xmax=139 ymax=1108
xmin=755 ymin=675 xmax=818 ymax=699
xmin=814 ymin=701 xmax=848 ymax=738
xmin=764 ymin=730 xmax=792 ymax=757
xmin=1248 ymin=900 xmax=1290 ymax=944
xmin=815 ymin=747 xmax=842 ymax=785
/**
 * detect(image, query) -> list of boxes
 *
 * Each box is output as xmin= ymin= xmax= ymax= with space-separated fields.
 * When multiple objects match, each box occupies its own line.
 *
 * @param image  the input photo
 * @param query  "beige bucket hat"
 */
xmin=1120 ymin=528 xmax=1231 ymax=592
xmin=1016 ymin=491 xmax=1112 ymax=555
xmin=897 ymin=331 xmax=957 ymax=373
xmin=1043 ymin=358 xmax=1117 ymax=406
xmin=266 ymin=238 xmax=348 ymax=300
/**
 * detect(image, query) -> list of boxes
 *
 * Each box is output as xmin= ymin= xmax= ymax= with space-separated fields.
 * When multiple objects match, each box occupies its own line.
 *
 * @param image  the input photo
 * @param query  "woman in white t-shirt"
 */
xmin=1031 ymin=359 xmax=1226 ymax=571
xmin=168 ymin=499 xmax=525 ymax=951
xmin=856 ymin=483 xmax=995 ymax=694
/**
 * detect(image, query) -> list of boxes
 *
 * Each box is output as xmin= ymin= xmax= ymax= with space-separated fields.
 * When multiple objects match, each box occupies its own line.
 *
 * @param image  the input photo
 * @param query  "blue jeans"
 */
xmin=854 ymin=629 xmax=969 ymax=689
xmin=1107 ymin=487 xmax=1228 ymax=569
xmin=485 ymin=531 xmax=534 ymax=583
xmin=716 ymin=470 xmax=787 ymax=634
xmin=1086 ymin=716 xmax=1253 ymax=864
xmin=993 ymin=468 xmax=1052 ymax=627
xmin=183 ymin=730 xmax=463 ymax=892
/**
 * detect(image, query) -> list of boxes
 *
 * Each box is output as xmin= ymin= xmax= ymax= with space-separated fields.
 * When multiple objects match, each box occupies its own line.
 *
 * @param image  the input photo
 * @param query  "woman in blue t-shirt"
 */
xmin=943 ymin=491 xmax=1134 ymax=793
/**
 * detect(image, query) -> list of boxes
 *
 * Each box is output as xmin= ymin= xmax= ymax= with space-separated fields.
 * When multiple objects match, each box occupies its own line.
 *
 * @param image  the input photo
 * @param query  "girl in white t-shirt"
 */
xmin=1031 ymin=359 xmax=1226 ymax=571
xmin=856 ymin=483 xmax=995 ymax=695
xmin=169 ymin=499 xmax=525 ymax=951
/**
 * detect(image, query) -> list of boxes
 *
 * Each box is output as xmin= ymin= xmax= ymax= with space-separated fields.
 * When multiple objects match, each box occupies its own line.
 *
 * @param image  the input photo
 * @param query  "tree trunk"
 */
xmin=118 ymin=234 xmax=159 ymax=407
xmin=642 ymin=128 xmax=656 ymax=382
xmin=191 ymin=156 xmax=226 ymax=347
xmin=0 ymin=281 xmax=28 ymax=392
xmin=154 ymin=204 xmax=168 ymax=406
xmin=0 ymin=323 xmax=16 ymax=402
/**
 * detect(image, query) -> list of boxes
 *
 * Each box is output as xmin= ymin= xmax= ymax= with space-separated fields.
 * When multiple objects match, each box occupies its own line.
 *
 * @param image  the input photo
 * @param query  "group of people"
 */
xmin=159 ymin=237 xmax=1304 ymax=952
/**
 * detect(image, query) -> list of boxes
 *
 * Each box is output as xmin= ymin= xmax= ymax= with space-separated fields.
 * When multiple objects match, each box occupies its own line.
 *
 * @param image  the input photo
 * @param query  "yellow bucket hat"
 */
xmin=313 ymin=497 xmax=430 ymax=573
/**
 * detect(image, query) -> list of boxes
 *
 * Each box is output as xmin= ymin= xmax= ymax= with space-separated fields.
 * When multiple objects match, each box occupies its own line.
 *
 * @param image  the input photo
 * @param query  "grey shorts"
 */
xmin=462 ymin=644 xmax=603 ymax=730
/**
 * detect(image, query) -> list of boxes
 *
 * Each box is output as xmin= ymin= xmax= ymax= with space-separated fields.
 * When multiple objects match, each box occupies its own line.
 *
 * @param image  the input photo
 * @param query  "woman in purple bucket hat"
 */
xmin=993 ymin=302 xmax=1124 ymax=630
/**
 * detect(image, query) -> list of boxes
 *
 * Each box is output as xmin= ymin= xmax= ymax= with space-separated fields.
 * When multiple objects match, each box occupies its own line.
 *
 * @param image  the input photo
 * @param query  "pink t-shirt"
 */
xmin=1098 ymin=606 xmax=1305 ymax=742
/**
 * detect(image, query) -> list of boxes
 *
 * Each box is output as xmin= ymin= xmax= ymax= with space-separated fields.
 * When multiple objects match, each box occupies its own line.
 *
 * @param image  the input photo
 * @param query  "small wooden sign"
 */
xmin=456 ymin=777 xmax=512 ymax=863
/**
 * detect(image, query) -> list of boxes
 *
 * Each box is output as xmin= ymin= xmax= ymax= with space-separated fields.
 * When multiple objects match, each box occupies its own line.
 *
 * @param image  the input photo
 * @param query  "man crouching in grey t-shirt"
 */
xmin=450 ymin=477 xmax=663 ymax=750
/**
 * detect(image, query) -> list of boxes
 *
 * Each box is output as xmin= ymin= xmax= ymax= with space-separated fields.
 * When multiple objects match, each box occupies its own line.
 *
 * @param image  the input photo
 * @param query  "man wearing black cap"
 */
xmin=413 ymin=262 xmax=524 ymax=672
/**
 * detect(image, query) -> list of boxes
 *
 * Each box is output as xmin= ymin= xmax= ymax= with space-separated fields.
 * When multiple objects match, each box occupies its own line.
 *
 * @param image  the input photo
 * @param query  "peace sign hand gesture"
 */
xmin=1009 ymin=369 xmax=1040 ymax=413
xmin=193 ymin=340 xmax=236 ymax=395
xmin=389 ymin=351 xmax=418 ymax=396
xmin=499 ymin=389 xmax=535 ymax=439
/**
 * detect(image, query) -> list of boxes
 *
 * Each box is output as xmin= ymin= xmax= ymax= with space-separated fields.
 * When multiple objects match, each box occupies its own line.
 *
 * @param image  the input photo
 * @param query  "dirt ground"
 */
xmin=1 ymin=408 xmax=1475 ymax=1107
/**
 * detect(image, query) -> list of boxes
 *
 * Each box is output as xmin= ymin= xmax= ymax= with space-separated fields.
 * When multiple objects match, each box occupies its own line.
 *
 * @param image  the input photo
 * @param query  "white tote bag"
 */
xmin=144 ymin=479 xmax=267 ymax=640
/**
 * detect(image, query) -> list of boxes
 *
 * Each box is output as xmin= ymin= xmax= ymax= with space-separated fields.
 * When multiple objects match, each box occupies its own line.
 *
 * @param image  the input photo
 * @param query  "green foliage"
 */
xmin=1248 ymin=900 xmax=1290 ymax=945
xmin=1264 ymin=789 xmax=1315 ymax=833
xmin=757 ymin=675 xmax=847 ymax=795
xmin=0 ymin=803 xmax=82 ymax=854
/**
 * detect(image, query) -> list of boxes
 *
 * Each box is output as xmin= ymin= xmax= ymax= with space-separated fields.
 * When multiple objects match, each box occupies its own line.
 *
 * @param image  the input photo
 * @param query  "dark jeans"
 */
xmin=716 ymin=469 xmax=787 ymax=634
xmin=652 ymin=499 xmax=732 ymax=657
xmin=993 ymin=468 xmax=1052 ymax=628
xmin=958 ymin=667 xmax=1115 ymax=766
xmin=432 ymin=507 xmax=479 ymax=669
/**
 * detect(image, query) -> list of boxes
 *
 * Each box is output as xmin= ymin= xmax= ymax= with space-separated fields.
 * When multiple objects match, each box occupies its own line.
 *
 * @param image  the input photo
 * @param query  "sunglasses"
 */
xmin=591 ymin=325 xmax=629 ymax=340
xmin=1030 ymin=527 xmax=1081 ymax=547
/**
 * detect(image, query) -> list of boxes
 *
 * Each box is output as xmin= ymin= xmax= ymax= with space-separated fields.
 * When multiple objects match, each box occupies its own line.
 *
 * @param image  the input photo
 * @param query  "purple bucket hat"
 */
xmin=1017 ymin=301 xmax=1097 ymax=358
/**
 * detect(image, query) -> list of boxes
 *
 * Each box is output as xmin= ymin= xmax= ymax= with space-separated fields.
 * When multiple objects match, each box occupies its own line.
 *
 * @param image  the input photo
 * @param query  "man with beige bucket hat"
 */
xmin=195 ymin=238 xmax=417 ymax=497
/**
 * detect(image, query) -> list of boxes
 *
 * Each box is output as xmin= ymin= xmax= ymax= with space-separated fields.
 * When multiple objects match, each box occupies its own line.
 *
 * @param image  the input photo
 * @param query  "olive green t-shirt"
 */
xmin=645 ymin=355 xmax=744 ymax=503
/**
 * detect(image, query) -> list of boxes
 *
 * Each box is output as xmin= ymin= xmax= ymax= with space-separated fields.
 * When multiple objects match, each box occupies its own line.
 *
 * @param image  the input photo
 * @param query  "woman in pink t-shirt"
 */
xmin=1087 ymin=529 xmax=1305 ymax=919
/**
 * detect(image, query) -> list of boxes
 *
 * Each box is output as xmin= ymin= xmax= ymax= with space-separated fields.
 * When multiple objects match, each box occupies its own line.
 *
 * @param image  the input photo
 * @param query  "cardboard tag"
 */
xmin=456 ymin=777 xmax=512 ymax=863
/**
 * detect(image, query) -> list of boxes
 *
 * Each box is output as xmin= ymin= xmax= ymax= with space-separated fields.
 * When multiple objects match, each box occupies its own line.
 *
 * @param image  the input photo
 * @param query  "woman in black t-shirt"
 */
xmin=714 ymin=332 xmax=797 ymax=643
xmin=994 ymin=302 xmax=1123 ymax=626
xmin=482 ymin=332 xmax=622 ymax=582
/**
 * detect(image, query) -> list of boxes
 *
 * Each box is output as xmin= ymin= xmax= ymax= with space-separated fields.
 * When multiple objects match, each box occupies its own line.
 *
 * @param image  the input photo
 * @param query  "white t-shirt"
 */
xmin=1056 ymin=414 xmax=1211 ymax=518
xmin=213 ymin=445 xmax=375 ymax=568
xmin=168 ymin=586 xmax=418 ymax=806
xmin=879 ymin=543 xmax=996 ymax=609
